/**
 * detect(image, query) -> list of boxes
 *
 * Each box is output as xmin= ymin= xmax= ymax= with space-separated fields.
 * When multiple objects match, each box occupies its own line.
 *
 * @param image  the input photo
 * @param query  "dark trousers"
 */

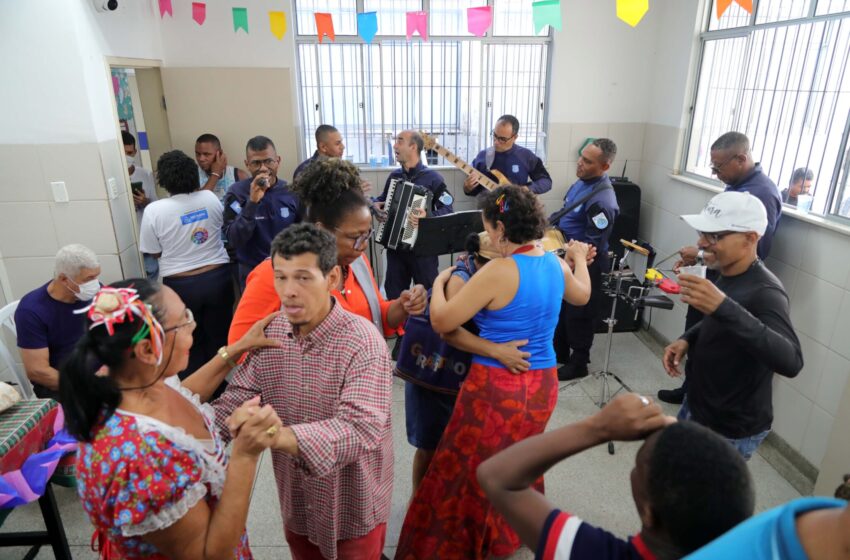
xmin=163 ymin=265 xmax=235 ymax=381
xmin=384 ymin=250 xmax=439 ymax=300
xmin=554 ymin=260 xmax=603 ymax=366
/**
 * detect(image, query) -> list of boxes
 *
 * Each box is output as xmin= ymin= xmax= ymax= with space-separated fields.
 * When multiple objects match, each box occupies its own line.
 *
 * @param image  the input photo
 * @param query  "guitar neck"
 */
xmin=431 ymin=143 xmax=498 ymax=191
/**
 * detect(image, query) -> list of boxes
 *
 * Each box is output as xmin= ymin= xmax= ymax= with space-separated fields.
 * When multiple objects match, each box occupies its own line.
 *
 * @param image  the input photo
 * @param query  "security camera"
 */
xmin=93 ymin=0 xmax=118 ymax=12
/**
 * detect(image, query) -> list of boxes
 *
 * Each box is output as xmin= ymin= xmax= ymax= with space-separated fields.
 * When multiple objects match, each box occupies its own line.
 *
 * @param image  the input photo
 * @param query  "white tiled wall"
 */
xmin=638 ymin=123 xmax=850 ymax=469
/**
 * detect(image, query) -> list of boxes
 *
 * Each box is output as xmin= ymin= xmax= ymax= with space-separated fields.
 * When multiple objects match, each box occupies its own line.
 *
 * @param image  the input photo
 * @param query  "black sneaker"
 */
xmin=558 ymin=363 xmax=589 ymax=381
xmin=657 ymin=387 xmax=685 ymax=404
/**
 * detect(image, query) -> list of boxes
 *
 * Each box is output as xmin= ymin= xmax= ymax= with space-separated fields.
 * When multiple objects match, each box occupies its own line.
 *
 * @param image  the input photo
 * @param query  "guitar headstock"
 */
xmin=419 ymin=130 xmax=438 ymax=150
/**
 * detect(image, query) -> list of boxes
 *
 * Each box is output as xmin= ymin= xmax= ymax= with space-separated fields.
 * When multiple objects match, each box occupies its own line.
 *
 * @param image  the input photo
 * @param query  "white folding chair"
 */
xmin=0 ymin=301 xmax=36 ymax=400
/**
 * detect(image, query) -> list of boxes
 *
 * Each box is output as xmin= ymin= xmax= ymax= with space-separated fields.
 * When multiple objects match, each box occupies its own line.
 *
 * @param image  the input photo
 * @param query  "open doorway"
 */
xmin=107 ymin=61 xmax=172 ymax=280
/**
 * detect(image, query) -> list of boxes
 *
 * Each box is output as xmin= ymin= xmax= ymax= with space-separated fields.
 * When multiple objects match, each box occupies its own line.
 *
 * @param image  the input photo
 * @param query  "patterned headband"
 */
xmin=74 ymin=287 xmax=165 ymax=364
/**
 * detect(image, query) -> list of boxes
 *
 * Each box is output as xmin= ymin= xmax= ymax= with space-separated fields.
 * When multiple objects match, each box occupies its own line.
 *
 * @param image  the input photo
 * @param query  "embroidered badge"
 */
xmin=230 ymin=200 xmax=242 ymax=214
xmin=592 ymin=212 xmax=609 ymax=229
xmin=512 ymin=164 xmax=520 ymax=173
xmin=191 ymin=227 xmax=209 ymax=245
xmin=280 ymin=207 xmax=290 ymax=219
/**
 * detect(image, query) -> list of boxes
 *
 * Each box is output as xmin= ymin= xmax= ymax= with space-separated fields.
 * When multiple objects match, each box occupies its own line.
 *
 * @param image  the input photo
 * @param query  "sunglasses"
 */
xmin=698 ymin=231 xmax=736 ymax=245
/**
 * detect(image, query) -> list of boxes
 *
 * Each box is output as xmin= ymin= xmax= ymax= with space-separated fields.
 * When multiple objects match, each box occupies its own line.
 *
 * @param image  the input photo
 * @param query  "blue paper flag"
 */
xmin=138 ymin=131 xmax=149 ymax=150
xmin=358 ymin=11 xmax=378 ymax=43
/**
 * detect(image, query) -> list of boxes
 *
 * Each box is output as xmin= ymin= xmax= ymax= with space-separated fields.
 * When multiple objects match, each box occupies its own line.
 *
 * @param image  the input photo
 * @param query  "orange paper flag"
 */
xmin=716 ymin=0 xmax=753 ymax=19
xmin=315 ymin=12 xmax=335 ymax=43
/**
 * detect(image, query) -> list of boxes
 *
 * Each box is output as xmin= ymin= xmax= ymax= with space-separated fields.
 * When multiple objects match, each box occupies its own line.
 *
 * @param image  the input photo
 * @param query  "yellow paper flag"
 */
xmin=617 ymin=0 xmax=649 ymax=27
xmin=269 ymin=11 xmax=287 ymax=40
xmin=716 ymin=0 xmax=753 ymax=19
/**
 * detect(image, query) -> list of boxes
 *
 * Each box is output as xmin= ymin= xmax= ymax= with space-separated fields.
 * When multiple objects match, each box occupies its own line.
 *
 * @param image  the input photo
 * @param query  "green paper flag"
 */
xmin=532 ymin=0 xmax=562 ymax=34
xmin=233 ymin=7 xmax=248 ymax=33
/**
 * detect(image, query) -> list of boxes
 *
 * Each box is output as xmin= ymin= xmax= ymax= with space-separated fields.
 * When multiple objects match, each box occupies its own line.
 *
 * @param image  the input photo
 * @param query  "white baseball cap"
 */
xmin=680 ymin=191 xmax=768 ymax=236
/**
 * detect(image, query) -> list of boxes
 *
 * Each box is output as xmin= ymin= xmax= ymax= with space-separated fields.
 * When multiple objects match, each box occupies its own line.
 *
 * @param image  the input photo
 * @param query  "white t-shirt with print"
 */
xmin=139 ymin=190 xmax=229 ymax=277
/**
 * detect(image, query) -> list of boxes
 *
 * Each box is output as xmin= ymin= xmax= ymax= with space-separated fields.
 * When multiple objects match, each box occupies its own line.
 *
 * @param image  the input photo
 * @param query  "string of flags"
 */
xmin=156 ymin=0 xmax=754 ymax=39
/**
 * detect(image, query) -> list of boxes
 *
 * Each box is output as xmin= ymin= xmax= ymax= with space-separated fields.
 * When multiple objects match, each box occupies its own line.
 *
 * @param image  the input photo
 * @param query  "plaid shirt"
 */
xmin=213 ymin=300 xmax=394 ymax=560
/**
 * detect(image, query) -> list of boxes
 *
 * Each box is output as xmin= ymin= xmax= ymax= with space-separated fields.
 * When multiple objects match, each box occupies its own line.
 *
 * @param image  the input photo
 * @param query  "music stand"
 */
xmin=413 ymin=210 xmax=484 ymax=257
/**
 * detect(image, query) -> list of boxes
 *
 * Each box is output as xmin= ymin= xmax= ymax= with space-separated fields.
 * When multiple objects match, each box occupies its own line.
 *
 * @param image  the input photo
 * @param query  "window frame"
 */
xmin=292 ymin=0 xmax=554 ymax=168
xmin=681 ymin=0 xmax=850 ymax=222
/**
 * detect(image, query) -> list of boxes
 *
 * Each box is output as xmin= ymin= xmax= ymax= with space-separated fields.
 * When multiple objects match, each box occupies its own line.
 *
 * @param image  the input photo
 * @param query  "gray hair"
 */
xmin=54 ymin=244 xmax=99 ymax=279
xmin=591 ymin=138 xmax=618 ymax=164
xmin=711 ymin=131 xmax=750 ymax=154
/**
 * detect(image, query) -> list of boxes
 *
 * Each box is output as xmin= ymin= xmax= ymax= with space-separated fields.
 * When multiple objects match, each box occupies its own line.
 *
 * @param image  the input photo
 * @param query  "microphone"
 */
xmin=258 ymin=177 xmax=269 ymax=188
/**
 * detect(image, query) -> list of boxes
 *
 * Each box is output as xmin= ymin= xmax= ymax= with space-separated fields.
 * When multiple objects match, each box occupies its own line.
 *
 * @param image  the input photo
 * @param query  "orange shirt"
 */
xmin=228 ymin=255 xmax=400 ymax=345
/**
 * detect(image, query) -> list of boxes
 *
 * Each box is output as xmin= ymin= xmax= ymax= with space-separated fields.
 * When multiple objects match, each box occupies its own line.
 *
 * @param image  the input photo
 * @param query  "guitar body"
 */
xmin=482 ymin=168 xmax=512 ymax=187
xmin=541 ymin=228 xmax=566 ymax=257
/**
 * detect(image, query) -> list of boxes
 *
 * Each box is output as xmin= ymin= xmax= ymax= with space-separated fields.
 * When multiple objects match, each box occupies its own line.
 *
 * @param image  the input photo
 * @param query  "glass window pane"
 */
xmin=755 ymin=0 xmax=812 ymax=24
xmin=708 ymin=0 xmax=752 ymax=31
xmin=493 ymin=0 xmax=541 ymax=37
xmin=430 ymin=0 xmax=488 ymax=37
xmin=363 ymin=0 xmax=422 ymax=37
xmin=816 ymin=0 xmax=850 ymax=16
xmin=295 ymin=0 xmax=357 ymax=36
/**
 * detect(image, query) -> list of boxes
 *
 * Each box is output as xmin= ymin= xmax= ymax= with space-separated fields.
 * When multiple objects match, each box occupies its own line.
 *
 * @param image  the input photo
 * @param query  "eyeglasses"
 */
xmin=247 ymin=158 xmax=278 ymax=169
xmin=710 ymin=153 xmax=741 ymax=174
xmin=335 ymin=227 xmax=373 ymax=250
xmin=698 ymin=231 xmax=735 ymax=245
xmin=164 ymin=308 xmax=194 ymax=333
xmin=492 ymin=130 xmax=516 ymax=143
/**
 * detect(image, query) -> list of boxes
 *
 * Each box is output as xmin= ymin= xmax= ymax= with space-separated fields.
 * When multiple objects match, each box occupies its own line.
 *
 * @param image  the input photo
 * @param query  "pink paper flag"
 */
xmin=467 ymin=6 xmax=492 ymax=37
xmin=158 ymin=0 xmax=172 ymax=18
xmin=406 ymin=11 xmax=428 ymax=41
xmin=192 ymin=2 xmax=206 ymax=26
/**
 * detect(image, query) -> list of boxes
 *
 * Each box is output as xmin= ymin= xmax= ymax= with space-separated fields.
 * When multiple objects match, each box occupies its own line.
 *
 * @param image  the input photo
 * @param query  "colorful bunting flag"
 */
xmin=315 ymin=12 xmax=335 ymax=43
xmin=358 ymin=11 xmax=378 ymax=43
xmin=192 ymin=2 xmax=206 ymax=26
xmin=406 ymin=11 xmax=428 ymax=41
xmin=616 ymin=0 xmax=649 ymax=27
xmin=467 ymin=6 xmax=492 ymax=37
xmin=532 ymin=0 xmax=562 ymax=34
xmin=158 ymin=0 xmax=172 ymax=18
xmin=716 ymin=0 xmax=753 ymax=19
xmin=233 ymin=8 xmax=248 ymax=33
xmin=269 ymin=11 xmax=287 ymax=40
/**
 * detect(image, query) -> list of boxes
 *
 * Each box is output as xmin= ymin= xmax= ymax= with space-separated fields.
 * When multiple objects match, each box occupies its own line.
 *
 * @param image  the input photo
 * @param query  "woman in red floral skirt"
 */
xmin=394 ymin=185 xmax=592 ymax=559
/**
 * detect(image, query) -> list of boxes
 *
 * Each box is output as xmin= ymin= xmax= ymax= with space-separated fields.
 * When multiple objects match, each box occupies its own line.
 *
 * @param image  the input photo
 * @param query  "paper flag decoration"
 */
xmin=233 ymin=8 xmax=248 ymax=33
xmin=406 ymin=11 xmax=428 ymax=41
xmin=192 ymin=2 xmax=206 ymax=26
xmin=158 ymin=0 xmax=172 ymax=18
xmin=358 ymin=11 xmax=378 ymax=43
xmin=716 ymin=0 xmax=753 ymax=18
xmin=467 ymin=6 xmax=492 ymax=37
xmin=532 ymin=0 xmax=562 ymax=34
xmin=616 ymin=0 xmax=649 ymax=27
xmin=315 ymin=12 xmax=335 ymax=43
xmin=269 ymin=11 xmax=287 ymax=40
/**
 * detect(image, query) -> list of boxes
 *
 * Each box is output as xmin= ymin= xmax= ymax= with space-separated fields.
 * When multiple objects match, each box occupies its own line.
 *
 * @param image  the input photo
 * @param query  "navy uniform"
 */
xmin=466 ymin=144 xmax=552 ymax=196
xmin=553 ymin=174 xmax=619 ymax=373
xmin=376 ymin=161 xmax=453 ymax=299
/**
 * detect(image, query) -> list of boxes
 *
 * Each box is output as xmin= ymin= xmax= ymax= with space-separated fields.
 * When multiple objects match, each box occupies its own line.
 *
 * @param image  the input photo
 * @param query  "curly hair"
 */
xmin=292 ymin=158 xmax=369 ymax=229
xmin=480 ymin=185 xmax=546 ymax=244
xmin=270 ymin=223 xmax=337 ymax=275
xmin=156 ymin=150 xmax=200 ymax=195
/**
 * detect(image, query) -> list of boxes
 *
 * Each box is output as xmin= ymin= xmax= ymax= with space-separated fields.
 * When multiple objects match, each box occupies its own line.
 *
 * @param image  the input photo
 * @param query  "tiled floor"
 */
xmin=1 ymin=332 xmax=802 ymax=559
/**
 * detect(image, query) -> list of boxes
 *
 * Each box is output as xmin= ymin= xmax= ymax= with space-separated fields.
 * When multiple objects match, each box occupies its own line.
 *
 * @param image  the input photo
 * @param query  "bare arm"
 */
xmin=19 ymin=348 xmax=58 ymax=391
xmin=429 ymin=262 xmax=508 ymax=333
xmin=562 ymin=243 xmax=592 ymax=305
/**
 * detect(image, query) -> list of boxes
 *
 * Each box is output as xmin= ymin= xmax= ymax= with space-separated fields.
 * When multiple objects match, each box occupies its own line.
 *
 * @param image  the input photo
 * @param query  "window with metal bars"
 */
xmin=293 ymin=0 xmax=551 ymax=170
xmin=685 ymin=0 xmax=850 ymax=218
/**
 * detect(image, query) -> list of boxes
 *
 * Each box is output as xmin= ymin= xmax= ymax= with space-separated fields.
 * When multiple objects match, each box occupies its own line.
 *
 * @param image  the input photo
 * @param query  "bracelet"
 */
xmin=217 ymin=346 xmax=238 ymax=368
xmin=210 ymin=172 xmax=222 ymax=178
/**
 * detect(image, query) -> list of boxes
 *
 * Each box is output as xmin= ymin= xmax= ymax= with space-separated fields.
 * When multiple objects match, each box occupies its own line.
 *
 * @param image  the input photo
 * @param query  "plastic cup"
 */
xmin=679 ymin=265 xmax=707 ymax=279
xmin=797 ymin=194 xmax=813 ymax=213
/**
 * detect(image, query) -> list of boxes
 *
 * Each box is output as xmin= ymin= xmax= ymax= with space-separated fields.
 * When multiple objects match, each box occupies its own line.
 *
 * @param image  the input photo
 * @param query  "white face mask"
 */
xmin=70 ymin=278 xmax=101 ymax=301
xmin=126 ymin=155 xmax=136 ymax=168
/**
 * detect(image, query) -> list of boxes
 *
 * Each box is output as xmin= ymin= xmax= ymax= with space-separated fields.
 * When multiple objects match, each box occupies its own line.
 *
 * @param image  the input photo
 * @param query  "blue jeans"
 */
xmin=678 ymin=396 xmax=769 ymax=461
xmin=143 ymin=253 xmax=159 ymax=281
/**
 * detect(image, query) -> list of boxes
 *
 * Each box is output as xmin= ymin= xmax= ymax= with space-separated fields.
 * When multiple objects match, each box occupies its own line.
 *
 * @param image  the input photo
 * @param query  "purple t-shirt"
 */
xmin=14 ymin=282 xmax=88 ymax=397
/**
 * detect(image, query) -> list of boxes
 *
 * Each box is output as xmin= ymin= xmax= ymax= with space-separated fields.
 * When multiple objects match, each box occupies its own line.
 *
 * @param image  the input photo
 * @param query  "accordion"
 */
xmin=375 ymin=178 xmax=433 ymax=250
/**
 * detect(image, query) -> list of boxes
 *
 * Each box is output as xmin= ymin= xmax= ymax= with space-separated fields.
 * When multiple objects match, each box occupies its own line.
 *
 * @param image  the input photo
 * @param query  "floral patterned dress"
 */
xmin=76 ymin=377 xmax=252 ymax=559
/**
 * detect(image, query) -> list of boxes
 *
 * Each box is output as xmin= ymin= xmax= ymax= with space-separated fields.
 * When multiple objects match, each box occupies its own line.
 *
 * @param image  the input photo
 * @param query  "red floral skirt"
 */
xmin=394 ymin=362 xmax=558 ymax=560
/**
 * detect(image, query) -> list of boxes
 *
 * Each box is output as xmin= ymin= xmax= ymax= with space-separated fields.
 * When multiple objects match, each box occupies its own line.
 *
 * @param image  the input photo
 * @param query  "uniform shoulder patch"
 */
xmin=591 ymin=211 xmax=609 ymax=230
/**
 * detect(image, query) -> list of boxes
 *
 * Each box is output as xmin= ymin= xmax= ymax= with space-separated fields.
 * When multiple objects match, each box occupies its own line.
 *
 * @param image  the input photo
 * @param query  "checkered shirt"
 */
xmin=213 ymin=300 xmax=394 ymax=560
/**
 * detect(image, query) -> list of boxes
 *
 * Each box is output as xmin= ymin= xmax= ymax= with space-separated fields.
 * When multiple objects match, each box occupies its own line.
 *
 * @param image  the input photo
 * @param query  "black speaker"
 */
xmin=594 ymin=178 xmax=642 ymax=333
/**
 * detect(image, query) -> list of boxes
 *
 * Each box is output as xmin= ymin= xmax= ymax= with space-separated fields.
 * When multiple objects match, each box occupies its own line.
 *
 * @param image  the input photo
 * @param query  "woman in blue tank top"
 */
xmin=396 ymin=186 xmax=592 ymax=560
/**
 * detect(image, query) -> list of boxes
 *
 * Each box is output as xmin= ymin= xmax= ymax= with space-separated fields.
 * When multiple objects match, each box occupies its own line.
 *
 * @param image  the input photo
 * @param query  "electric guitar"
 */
xmin=419 ymin=131 xmax=511 ymax=192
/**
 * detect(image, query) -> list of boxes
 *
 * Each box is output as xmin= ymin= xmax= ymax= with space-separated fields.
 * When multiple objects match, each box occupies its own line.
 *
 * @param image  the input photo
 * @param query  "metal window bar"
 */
xmin=685 ymin=3 xmax=850 ymax=217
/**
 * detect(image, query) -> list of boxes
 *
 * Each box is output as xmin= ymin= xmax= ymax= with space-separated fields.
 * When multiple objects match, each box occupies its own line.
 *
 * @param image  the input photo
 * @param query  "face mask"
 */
xmin=70 ymin=278 xmax=101 ymax=301
xmin=126 ymin=155 xmax=136 ymax=168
